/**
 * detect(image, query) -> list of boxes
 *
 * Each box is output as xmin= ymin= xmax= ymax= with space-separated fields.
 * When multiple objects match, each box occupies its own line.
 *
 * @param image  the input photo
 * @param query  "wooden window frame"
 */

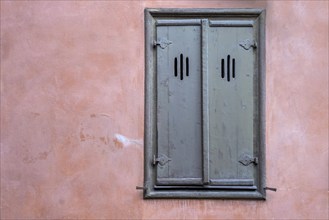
xmin=144 ymin=8 xmax=266 ymax=199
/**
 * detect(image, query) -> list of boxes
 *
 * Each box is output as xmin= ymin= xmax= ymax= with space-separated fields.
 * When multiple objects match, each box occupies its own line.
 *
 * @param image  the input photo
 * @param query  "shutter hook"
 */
xmin=136 ymin=186 xmax=147 ymax=191
xmin=264 ymin=187 xmax=277 ymax=192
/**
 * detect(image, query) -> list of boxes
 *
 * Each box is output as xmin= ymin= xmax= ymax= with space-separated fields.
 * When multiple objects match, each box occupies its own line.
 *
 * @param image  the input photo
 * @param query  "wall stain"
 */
xmin=113 ymin=133 xmax=142 ymax=148
xmin=80 ymin=130 xmax=86 ymax=142
xmin=23 ymin=149 xmax=52 ymax=164
xmin=99 ymin=136 xmax=108 ymax=145
xmin=78 ymin=113 xmax=120 ymax=152
xmin=31 ymin=112 xmax=41 ymax=117
xmin=113 ymin=137 xmax=124 ymax=149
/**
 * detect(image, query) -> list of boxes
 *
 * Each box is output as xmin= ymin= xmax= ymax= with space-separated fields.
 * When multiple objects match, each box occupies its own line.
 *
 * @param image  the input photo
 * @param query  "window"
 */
xmin=144 ymin=8 xmax=266 ymax=199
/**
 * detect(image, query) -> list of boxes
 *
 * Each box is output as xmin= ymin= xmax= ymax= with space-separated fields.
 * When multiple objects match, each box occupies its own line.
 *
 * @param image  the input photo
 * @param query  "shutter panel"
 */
xmin=208 ymin=21 xmax=257 ymax=186
xmin=156 ymin=24 xmax=203 ymax=185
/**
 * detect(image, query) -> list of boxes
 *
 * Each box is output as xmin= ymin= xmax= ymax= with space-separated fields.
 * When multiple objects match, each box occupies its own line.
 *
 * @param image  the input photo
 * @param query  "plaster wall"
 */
xmin=1 ymin=0 xmax=328 ymax=219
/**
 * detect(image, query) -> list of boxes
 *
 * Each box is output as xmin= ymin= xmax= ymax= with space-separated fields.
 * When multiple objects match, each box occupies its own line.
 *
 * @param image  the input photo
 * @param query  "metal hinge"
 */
xmin=153 ymin=154 xmax=171 ymax=166
xmin=153 ymin=38 xmax=172 ymax=49
xmin=239 ymin=154 xmax=258 ymax=166
xmin=239 ymin=39 xmax=257 ymax=50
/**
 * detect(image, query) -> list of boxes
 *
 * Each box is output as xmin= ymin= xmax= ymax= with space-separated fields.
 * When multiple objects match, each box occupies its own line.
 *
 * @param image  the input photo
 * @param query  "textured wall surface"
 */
xmin=1 ymin=1 xmax=328 ymax=219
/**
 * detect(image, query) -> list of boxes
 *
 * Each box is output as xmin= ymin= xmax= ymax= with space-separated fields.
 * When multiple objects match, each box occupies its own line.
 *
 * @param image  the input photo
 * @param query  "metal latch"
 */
xmin=239 ymin=39 xmax=257 ymax=50
xmin=239 ymin=154 xmax=258 ymax=166
xmin=153 ymin=154 xmax=171 ymax=166
xmin=153 ymin=38 xmax=172 ymax=49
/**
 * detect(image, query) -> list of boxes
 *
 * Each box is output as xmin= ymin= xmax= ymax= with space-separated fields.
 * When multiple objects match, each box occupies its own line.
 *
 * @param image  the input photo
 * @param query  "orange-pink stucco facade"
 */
xmin=1 ymin=1 xmax=328 ymax=219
